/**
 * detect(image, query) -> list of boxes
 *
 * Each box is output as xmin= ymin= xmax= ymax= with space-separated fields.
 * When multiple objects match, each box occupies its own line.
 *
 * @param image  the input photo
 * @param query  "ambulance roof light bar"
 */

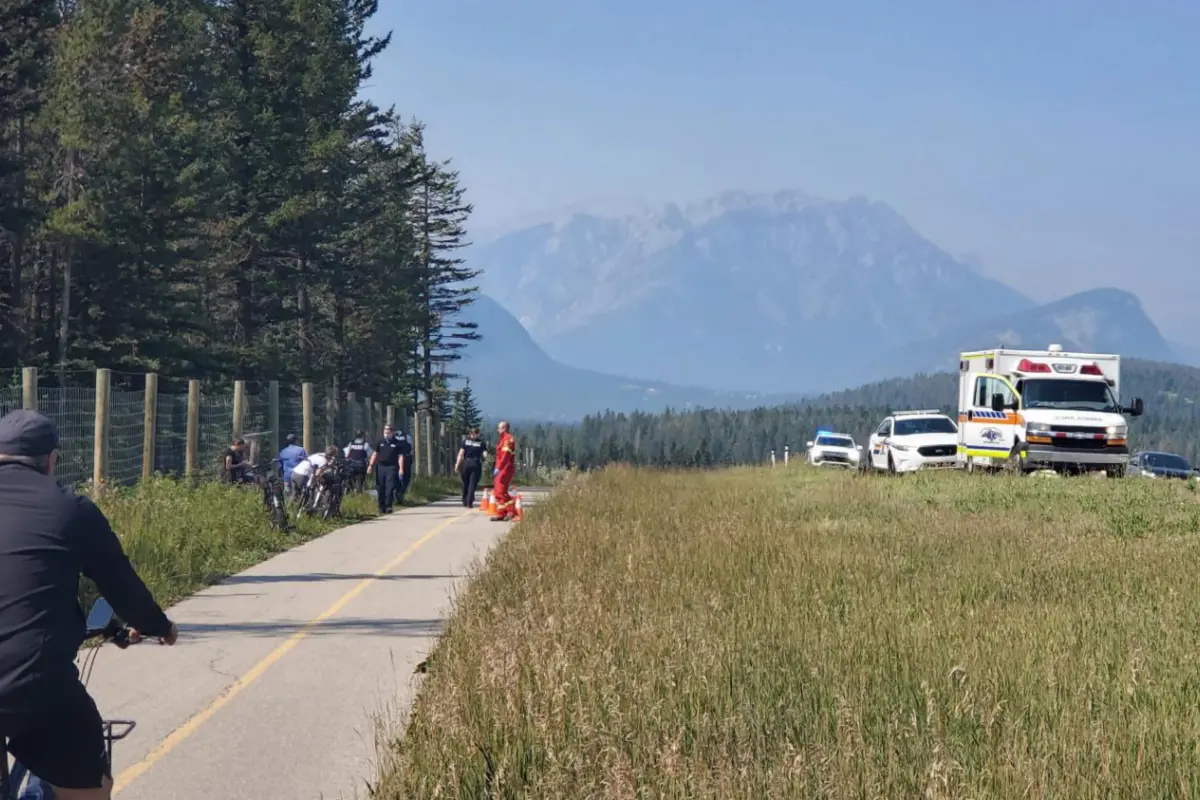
xmin=1015 ymin=358 xmax=1052 ymax=373
xmin=1015 ymin=358 xmax=1107 ymax=377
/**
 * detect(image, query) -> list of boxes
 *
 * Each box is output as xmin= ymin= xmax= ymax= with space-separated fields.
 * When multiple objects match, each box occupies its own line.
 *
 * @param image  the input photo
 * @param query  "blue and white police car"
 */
xmin=804 ymin=430 xmax=863 ymax=468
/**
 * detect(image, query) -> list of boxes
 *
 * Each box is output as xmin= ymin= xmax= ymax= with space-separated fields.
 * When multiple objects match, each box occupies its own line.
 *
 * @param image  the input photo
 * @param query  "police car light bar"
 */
xmin=891 ymin=409 xmax=942 ymax=417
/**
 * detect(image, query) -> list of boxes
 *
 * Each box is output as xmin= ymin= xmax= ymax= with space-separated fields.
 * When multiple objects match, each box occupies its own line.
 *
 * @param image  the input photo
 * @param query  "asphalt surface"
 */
xmin=82 ymin=493 xmax=539 ymax=800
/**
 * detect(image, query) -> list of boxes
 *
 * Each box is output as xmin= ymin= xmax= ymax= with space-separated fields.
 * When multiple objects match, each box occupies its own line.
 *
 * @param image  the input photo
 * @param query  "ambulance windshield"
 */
xmin=1019 ymin=378 xmax=1120 ymax=413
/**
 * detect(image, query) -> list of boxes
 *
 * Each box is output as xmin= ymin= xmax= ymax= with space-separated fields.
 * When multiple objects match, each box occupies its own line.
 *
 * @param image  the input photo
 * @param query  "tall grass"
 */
xmin=373 ymin=466 xmax=1200 ymax=798
xmin=90 ymin=474 xmax=459 ymax=608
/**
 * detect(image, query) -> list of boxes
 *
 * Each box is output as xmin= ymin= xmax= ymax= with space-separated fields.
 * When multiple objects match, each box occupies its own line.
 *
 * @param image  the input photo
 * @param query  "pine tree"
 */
xmin=0 ymin=0 xmax=59 ymax=366
xmin=451 ymin=379 xmax=483 ymax=436
xmin=406 ymin=122 xmax=479 ymax=421
xmin=44 ymin=0 xmax=213 ymax=373
xmin=430 ymin=370 xmax=453 ymax=422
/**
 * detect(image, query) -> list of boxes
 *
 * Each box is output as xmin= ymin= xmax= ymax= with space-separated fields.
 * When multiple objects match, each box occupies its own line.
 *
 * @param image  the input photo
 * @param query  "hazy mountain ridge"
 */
xmin=462 ymin=189 xmax=1181 ymax=414
xmin=456 ymin=291 xmax=1183 ymax=423
xmin=474 ymin=190 xmax=1037 ymax=393
xmin=866 ymin=287 xmax=1176 ymax=381
xmin=457 ymin=295 xmax=800 ymax=421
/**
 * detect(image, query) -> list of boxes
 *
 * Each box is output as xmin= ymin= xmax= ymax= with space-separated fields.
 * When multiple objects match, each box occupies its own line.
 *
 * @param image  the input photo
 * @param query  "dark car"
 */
xmin=1128 ymin=450 xmax=1194 ymax=479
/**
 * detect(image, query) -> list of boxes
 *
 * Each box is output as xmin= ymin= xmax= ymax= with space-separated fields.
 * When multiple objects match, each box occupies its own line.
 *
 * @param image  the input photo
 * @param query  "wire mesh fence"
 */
xmin=2 ymin=370 xmax=461 ymax=489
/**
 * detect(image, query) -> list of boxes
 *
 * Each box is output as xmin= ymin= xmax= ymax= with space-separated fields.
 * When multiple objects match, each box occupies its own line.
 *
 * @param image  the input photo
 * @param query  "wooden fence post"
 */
xmin=186 ymin=379 xmax=199 ymax=477
xmin=385 ymin=404 xmax=395 ymax=428
xmin=268 ymin=380 xmax=280 ymax=460
xmin=363 ymin=396 xmax=372 ymax=436
xmin=93 ymin=368 xmax=111 ymax=491
xmin=439 ymin=421 xmax=447 ymax=475
xmin=346 ymin=391 xmax=357 ymax=437
xmin=142 ymin=373 xmax=158 ymax=480
xmin=301 ymin=382 xmax=313 ymax=453
xmin=21 ymin=367 xmax=37 ymax=410
xmin=232 ymin=379 xmax=245 ymax=440
xmin=326 ymin=381 xmax=337 ymax=448
xmin=411 ymin=412 xmax=421 ymax=477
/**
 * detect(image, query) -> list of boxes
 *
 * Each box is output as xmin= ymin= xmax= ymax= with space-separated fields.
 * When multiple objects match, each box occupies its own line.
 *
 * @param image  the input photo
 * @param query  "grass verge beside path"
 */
xmin=374 ymin=466 xmax=1200 ymax=798
xmin=90 ymin=475 xmax=460 ymax=609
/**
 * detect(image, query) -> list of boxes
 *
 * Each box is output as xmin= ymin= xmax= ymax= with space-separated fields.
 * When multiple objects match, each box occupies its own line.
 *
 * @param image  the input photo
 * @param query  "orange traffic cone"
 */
xmin=482 ymin=490 xmax=493 ymax=515
xmin=513 ymin=493 xmax=523 ymax=521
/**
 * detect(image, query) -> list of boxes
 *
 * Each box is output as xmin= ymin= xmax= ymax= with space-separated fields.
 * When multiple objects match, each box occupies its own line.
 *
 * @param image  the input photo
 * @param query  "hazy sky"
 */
xmin=365 ymin=1 xmax=1199 ymax=342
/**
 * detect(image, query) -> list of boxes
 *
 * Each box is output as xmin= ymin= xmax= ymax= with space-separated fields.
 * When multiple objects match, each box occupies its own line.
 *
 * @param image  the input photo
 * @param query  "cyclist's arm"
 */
xmin=70 ymin=497 xmax=173 ymax=639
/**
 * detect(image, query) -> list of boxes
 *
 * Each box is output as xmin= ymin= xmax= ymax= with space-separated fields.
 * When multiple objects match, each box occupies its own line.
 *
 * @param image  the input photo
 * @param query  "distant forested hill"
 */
xmin=518 ymin=358 xmax=1200 ymax=469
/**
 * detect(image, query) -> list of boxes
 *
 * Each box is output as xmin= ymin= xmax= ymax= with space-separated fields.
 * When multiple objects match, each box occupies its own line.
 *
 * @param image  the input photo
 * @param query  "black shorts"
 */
xmin=2 ymin=678 xmax=109 ymax=789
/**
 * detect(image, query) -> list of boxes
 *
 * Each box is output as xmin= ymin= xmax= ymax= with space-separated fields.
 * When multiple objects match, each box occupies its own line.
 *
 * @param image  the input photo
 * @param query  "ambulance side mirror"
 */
xmin=805 ymin=441 xmax=813 ymax=448
xmin=857 ymin=445 xmax=863 ymax=450
xmin=990 ymin=393 xmax=1005 ymax=413
xmin=1126 ymin=397 xmax=1144 ymax=417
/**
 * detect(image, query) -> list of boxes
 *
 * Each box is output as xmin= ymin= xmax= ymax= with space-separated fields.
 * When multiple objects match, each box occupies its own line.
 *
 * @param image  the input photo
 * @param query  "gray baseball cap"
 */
xmin=0 ymin=409 xmax=60 ymax=457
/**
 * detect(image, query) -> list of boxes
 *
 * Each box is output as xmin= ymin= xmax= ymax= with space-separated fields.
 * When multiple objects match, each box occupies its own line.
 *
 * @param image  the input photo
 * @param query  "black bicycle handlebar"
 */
xmin=84 ymin=623 xmax=141 ymax=649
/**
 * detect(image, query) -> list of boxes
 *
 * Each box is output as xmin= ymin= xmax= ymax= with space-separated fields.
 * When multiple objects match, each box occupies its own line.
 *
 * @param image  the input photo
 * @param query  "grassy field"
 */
xmin=88 ymin=474 xmax=460 ymax=608
xmin=373 ymin=466 xmax=1200 ymax=798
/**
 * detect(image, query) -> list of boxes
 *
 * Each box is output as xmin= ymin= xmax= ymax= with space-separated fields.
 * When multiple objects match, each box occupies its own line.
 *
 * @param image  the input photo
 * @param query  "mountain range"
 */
xmin=457 ymin=190 xmax=1190 ymax=420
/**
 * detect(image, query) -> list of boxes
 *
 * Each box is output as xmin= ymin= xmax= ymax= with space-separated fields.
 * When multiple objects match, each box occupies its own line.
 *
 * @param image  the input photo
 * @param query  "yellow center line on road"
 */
xmin=112 ymin=510 xmax=472 ymax=796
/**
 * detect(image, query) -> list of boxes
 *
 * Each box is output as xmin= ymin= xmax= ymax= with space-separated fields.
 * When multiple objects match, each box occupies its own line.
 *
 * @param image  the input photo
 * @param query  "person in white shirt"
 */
xmin=289 ymin=451 xmax=328 ymax=496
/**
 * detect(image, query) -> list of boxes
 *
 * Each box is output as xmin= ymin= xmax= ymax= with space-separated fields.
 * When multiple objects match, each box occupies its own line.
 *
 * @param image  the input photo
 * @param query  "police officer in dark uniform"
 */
xmin=343 ymin=430 xmax=371 ymax=493
xmin=368 ymin=423 xmax=402 ymax=514
xmin=454 ymin=427 xmax=488 ymax=508
xmin=391 ymin=425 xmax=413 ymax=507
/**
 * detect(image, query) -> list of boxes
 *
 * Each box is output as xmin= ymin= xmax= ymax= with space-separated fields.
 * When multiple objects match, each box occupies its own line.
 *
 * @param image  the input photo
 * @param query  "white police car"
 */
xmin=805 ymin=430 xmax=862 ymax=468
xmin=865 ymin=409 xmax=961 ymax=473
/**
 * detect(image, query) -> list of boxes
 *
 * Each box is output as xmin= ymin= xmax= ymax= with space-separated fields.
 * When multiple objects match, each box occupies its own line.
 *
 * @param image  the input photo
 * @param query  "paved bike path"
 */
xmin=84 ymin=496 xmax=531 ymax=800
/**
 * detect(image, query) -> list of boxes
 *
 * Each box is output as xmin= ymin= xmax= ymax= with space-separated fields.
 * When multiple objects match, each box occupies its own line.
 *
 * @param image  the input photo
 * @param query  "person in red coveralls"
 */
xmin=490 ymin=420 xmax=517 ymax=522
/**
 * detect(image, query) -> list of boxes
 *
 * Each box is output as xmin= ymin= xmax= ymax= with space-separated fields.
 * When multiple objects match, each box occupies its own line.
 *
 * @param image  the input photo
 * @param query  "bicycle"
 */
xmin=295 ymin=462 xmax=345 ymax=522
xmin=0 ymin=598 xmax=139 ymax=800
xmin=249 ymin=459 xmax=291 ymax=533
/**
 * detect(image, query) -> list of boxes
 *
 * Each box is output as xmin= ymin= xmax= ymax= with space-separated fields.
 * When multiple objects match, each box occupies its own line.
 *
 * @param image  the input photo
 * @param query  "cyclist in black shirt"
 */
xmin=454 ymin=428 xmax=488 ymax=508
xmin=0 ymin=410 xmax=178 ymax=797
xmin=368 ymin=424 xmax=402 ymax=514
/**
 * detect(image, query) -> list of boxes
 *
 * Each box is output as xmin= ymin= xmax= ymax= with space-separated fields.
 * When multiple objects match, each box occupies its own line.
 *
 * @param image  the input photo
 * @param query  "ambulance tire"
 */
xmin=1004 ymin=445 xmax=1026 ymax=476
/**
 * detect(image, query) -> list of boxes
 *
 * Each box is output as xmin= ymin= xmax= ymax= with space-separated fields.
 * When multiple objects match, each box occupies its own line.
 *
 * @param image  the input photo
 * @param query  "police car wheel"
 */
xmin=887 ymin=453 xmax=897 ymax=474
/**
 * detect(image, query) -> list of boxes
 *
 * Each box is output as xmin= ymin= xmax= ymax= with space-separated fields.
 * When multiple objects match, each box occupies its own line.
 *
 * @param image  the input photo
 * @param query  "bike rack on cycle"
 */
xmin=0 ymin=599 xmax=140 ymax=800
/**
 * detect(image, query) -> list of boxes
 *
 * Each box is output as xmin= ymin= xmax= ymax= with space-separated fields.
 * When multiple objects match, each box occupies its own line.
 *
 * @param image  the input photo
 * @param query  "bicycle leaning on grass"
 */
xmin=0 ymin=599 xmax=141 ymax=800
xmin=247 ymin=458 xmax=291 ymax=533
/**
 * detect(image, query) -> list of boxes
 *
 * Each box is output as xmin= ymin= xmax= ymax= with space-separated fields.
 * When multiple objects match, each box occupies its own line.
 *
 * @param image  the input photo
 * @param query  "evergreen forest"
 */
xmin=0 ymin=0 xmax=474 ymax=412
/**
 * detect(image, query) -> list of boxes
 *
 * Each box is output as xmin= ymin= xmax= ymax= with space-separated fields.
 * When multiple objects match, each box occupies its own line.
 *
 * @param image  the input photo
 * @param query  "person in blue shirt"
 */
xmin=278 ymin=433 xmax=308 ymax=498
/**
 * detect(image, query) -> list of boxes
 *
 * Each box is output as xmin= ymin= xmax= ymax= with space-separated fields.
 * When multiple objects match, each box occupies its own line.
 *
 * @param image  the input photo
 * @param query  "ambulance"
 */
xmin=956 ymin=344 xmax=1144 ymax=476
